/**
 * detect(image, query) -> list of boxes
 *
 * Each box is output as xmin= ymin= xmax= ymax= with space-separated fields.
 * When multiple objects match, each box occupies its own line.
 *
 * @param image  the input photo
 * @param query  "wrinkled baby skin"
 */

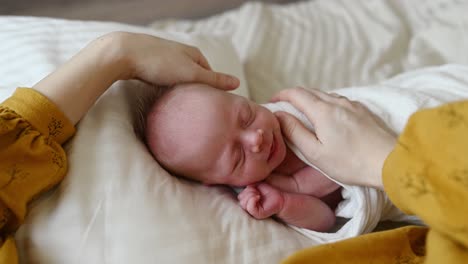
xmin=145 ymin=83 xmax=287 ymax=186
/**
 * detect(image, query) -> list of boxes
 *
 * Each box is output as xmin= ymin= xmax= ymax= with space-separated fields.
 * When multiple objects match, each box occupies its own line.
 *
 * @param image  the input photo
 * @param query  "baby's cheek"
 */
xmin=248 ymin=163 xmax=271 ymax=182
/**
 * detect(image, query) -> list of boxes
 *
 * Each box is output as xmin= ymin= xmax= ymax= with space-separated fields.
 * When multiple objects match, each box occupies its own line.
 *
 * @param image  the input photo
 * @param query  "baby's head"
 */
xmin=144 ymin=84 xmax=286 ymax=187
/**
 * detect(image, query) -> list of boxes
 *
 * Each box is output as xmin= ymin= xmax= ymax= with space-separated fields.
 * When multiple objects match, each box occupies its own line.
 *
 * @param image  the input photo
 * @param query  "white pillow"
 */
xmin=2 ymin=17 xmax=312 ymax=264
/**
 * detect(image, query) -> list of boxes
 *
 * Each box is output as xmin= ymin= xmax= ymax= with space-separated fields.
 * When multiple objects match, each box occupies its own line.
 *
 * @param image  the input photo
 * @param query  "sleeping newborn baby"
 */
xmin=143 ymin=83 xmax=342 ymax=231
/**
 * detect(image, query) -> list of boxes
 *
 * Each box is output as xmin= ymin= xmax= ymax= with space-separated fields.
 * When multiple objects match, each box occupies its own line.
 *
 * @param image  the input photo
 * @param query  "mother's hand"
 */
xmin=34 ymin=31 xmax=239 ymax=124
xmin=116 ymin=32 xmax=239 ymax=89
xmin=272 ymin=88 xmax=397 ymax=189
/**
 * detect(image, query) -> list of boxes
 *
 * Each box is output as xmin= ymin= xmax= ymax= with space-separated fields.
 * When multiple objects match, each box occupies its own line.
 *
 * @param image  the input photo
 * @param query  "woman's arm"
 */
xmin=34 ymin=31 xmax=239 ymax=124
xmin=0 ymin=31 xmax=240 ymax=264
xmin=0 ymin=89 xmax=75 ymax=264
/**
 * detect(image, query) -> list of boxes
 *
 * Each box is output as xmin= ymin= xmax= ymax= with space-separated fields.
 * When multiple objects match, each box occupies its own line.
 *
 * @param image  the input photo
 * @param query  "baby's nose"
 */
xmin=249 ymin=129 xmax=264 ymax=153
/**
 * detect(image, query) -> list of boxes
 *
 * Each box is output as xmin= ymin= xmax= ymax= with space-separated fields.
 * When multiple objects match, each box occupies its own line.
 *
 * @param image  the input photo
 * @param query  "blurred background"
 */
xmin=1 ymin=0 xmax=297 ymax=25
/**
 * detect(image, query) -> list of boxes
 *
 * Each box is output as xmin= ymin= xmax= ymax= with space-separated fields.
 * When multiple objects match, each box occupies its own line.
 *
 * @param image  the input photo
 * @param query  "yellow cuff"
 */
xmin=0 ymin=237 xmax=19 ymax=264
xmin=382 ymin=110 xmax=428 ymax=215
xmin=1 ymin=88 xmax=75 ymax=144
xmin=382 ymin=142 xmax=413 ymax=214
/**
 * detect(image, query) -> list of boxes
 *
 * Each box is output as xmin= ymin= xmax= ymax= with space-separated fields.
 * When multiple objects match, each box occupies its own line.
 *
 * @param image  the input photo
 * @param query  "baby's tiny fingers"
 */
xmin=246 ymin=195 xmax=261 ymax=216
xmin=237 ymin=191 xmax=246 ymax=200
xmin=239 ymin=194 xmax=252 ymax=209
xmin=239 ymin=197 xmax=247 ymax=209
xmin=238 ymin=189 xmax=255 ymax=206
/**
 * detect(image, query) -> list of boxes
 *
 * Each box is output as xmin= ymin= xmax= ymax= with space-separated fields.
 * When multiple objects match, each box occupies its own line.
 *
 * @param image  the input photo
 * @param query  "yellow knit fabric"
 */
xmin=283 ymin=100 xmax=468 ymax=263
xmin=0 ymin=88 xmax=75 ymax=264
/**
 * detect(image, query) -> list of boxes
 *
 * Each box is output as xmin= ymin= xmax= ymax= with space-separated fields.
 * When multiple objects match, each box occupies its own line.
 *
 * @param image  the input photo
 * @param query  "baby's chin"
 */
xmin=271 ymin=134 xmax=287 ymax=169
xmin=229 ymin=172 xmax=270 ymax=187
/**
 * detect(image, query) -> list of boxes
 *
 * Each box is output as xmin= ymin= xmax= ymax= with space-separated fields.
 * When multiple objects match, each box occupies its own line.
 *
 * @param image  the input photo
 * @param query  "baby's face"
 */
xmin=146 ymin=84 xmax=287 ymax=187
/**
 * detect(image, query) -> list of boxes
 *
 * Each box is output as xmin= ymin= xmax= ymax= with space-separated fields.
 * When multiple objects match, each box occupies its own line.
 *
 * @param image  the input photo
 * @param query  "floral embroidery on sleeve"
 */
xmin=0 ymin=165 xmax=29 ymax=190
xmin=401 ymin=170 xmax=430 ymax=198
xmin=449 ymin=169 xmax=468 ymax=188
xmin=48 ymin=117 xmax=63 ymax=139
xmin=438 ymin=104 xmax=468 ymax=128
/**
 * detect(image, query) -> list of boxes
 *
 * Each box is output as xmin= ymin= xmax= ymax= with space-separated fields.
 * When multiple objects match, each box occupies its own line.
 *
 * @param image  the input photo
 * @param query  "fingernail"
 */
xmin=229 ymin=76 xmax=239 ymax=88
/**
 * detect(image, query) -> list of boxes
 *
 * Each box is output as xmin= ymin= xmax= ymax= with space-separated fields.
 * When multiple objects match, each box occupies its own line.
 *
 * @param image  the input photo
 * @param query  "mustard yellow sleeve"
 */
xmin=0 ymin=88 xmax=75 ymax=264
xmin=382 ymin=100 xmax=468 ymax=263
xmin=283 ymin=100 xmax=468 ymax=264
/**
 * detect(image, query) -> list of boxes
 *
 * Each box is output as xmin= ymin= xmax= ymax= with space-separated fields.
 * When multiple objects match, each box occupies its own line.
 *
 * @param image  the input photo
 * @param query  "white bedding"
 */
xmin=1 ymin=0 xmax=468 ymax=263
xmin=150 ymin=0 xmax=468 ymax=101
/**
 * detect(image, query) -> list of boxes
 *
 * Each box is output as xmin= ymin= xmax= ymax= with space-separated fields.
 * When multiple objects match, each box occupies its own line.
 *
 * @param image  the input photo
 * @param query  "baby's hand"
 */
xmin=237 ymin=183 xmax=284 ymax=219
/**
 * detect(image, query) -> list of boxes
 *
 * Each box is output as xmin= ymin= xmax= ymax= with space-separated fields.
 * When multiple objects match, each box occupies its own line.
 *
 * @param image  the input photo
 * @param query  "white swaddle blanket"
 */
xmin=261 ymin=101 xmax=417 ymax=243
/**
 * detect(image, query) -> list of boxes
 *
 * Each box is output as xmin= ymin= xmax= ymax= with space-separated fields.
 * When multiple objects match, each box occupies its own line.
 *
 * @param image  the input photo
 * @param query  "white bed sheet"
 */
xmin=150 ymin=0 xmax=468 ymax=102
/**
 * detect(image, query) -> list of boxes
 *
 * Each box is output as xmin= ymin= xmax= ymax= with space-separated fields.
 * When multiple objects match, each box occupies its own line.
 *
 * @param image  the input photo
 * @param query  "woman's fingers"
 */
xmin=272 ymin=87 xmax=350 ymax=102
xmin=275 ymin=111 xmax=321 ymax=161
xmin=273 ymin=87 xmax=358 ymax=112
xmin=182 ymin=44 xmax=241 ymax=90
xmin=184 ymin=45 xmax=240 ymax=90
xmin=121 ymin=32 xmax=240 ymax=90
xmin=267 ymin=87 xmax=396 ymax=188
xmin=191 ymin=66 xmax=240 ymax=90
xmin=186 ymin=46 xmax=212 ymax=70
xmin=328 ymin=92 xmax=344 ymax=98
xmin=271 ymin=87 xmax=330 ymax=125
xmin=303 ymin=88 xmax=342 ymax=103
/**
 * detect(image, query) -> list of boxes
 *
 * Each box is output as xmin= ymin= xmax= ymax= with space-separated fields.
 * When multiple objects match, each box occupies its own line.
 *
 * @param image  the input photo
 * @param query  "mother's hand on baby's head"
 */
xmin=107 ymin=32 xmax=240 ymax=90
xmin=33 ymin=32 xmax=240 ymax=125
xmin=271 ymin=87 xmax=397 ymax=189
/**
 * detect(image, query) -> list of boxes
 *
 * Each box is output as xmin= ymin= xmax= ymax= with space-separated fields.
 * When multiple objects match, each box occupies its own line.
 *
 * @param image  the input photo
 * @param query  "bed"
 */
xmin=1 ymin=0 xmax=468 ymax=263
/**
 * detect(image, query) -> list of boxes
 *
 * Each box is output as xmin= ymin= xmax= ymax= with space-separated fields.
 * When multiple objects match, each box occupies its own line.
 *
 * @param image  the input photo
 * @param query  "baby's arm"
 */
xmin=238 ymin=183 xmax=335 ymax=231
xmin=267 ymin=166 xmax=340 ymax=197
